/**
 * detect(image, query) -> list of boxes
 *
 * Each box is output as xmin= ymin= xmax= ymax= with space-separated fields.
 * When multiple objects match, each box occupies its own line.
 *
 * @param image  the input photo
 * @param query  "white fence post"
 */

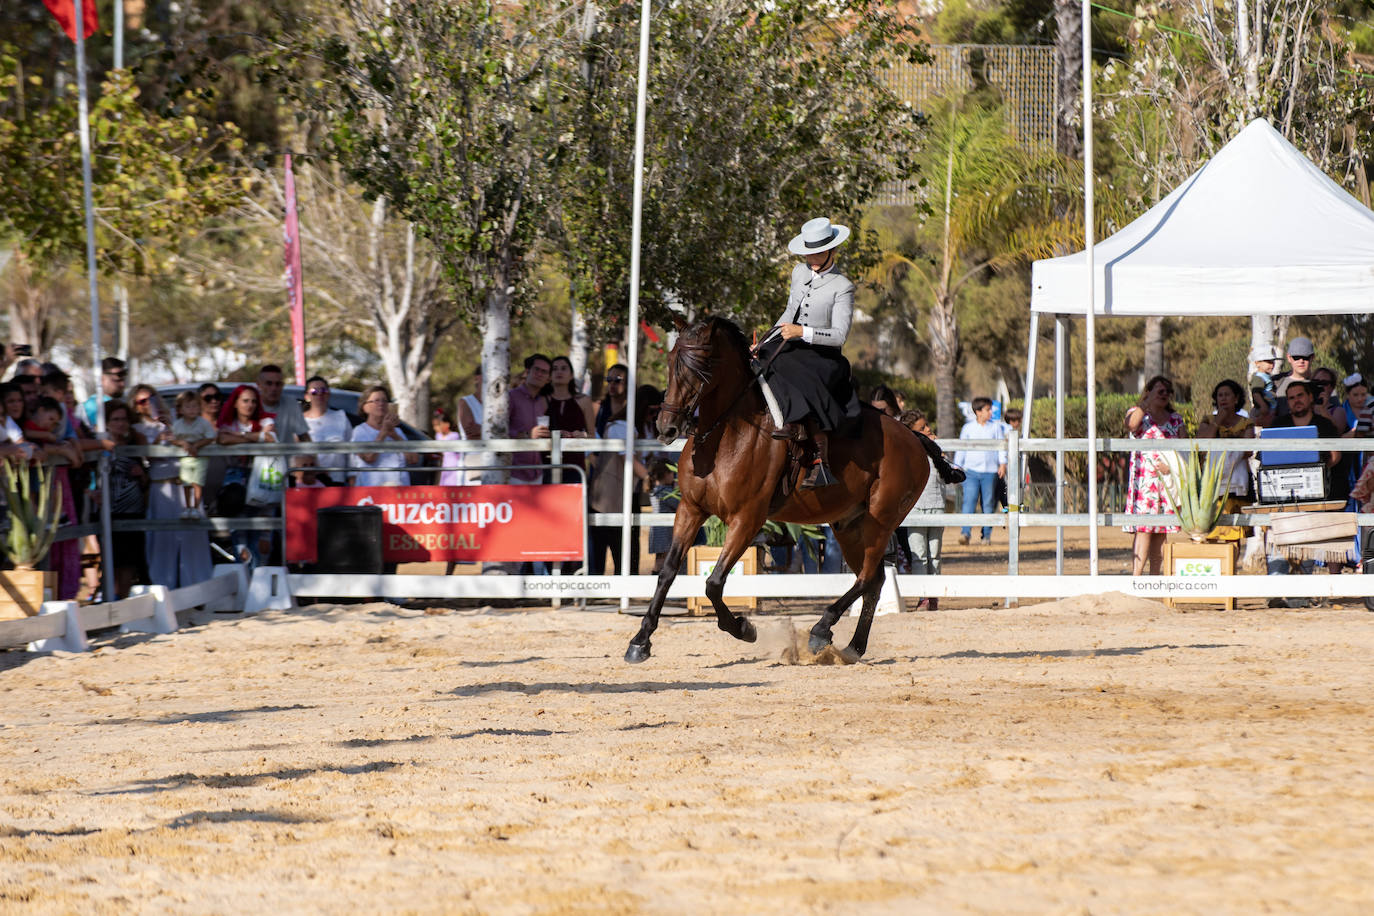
xmin=28 ymin=601 xmax=87 ymax=653
xmin=122 ymin=584 xmax=177 ymax=635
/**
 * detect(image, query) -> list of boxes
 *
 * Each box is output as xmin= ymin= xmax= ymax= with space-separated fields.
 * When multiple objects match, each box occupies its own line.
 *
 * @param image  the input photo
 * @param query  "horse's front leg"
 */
xmin=625 ymin=502 xmax=707 ymax=664
xmin=703 ymin=516 xmax=766 ymax=646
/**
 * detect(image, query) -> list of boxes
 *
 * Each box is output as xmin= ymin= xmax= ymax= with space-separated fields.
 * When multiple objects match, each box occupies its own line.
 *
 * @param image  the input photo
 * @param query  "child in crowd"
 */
xmin=292 ymin=453 xmax=326 ymax=488
xmin=25 ymin=396 xmax=83 ymax=467
xmin=171 ymin=390 xmax=217 ymax=518
xmin=1 ymin=381 xmax=34 ymax=460
xmin=646 ymin=459 xmax=679 ymax=574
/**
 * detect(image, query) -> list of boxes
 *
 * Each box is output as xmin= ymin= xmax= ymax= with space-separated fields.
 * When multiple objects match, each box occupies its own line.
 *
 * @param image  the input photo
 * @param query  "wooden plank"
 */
xmin=1270 ymin=512 xmax=1357 ymax=546
xmin=169 ymin=575 xmax=236 ymax=613
xmin=78 ymin=594 xmax=156 ymax=631
xmin=0 ymin=613 xmax=66 ymax=648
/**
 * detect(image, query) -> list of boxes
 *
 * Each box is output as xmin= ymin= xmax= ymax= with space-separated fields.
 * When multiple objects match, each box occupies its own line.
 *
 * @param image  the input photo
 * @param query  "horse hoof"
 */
xmin=625 ymin=642 xmax=651 ymax=664
xmin=840 ymin=646 xmax=864 ymax=665
xmin=737 ymin=618 xmax=757 ymax=643
xmin=808 ymin=632 xmax=832 ymax=654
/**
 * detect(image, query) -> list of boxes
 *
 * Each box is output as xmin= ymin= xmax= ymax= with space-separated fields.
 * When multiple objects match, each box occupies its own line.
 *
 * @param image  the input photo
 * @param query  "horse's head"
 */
xmin=657 ymin=319 xmax=712 ymax=444
xmin=656 ymin=316 xmax=752 ymax=445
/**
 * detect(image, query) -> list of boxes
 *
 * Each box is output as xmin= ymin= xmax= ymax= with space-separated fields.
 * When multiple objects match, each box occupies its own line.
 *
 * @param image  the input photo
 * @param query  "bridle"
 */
xmin=660 ymin=324 xmax=784 ymax=445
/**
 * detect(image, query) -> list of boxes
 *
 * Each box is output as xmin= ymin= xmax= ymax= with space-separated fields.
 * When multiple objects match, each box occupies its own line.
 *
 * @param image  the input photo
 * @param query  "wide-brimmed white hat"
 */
xmin=788 ymin=217 xmax=850 ymax=256
xmin=1248 ymin=344 xmax=1281 ymax=363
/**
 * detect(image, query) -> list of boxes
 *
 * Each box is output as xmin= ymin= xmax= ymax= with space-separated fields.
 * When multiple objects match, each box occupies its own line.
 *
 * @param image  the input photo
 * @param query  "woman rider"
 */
xmin=756 ymin=217 xmax=861 ymax=490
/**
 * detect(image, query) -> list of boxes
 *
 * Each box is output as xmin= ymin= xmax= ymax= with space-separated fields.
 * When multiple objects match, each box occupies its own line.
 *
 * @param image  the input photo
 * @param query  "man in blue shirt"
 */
xmin=954 ymin=397 xmax=1007 ymax=545
xmin=82 ymin=357 xmax=127 ymax=427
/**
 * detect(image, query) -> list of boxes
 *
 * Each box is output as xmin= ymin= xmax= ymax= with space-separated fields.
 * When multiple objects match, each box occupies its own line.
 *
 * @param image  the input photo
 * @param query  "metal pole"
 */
xmin=1016 ymin=310 xmax=1037 ymax=594
xmin=1006 ymin=429 xmax=1020 ymax=608
xmin=619 ymin=0 xmax=651 ymax=608
xmin=114 ymin=0 xmax=124 ymax=69
xmin=1054 ymin=315 xmax=1067 ymax=574
xmin=1081 ymin=0 xmax=1099 ymax=575
xmin=550 ymin=431 xmax=562 ymax=609
xmin=71 ymin=0 xmax=117 ymax=601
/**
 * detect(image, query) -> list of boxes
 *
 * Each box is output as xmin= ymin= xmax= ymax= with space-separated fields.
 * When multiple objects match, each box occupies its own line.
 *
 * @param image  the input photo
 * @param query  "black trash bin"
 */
xmin=316 ymin=505 xmax=384 ymax=575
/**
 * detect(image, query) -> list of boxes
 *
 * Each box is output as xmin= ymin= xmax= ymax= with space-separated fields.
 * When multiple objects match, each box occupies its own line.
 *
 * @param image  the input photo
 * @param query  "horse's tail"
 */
xmin=913 ymin=430 xmax=966 ymax=484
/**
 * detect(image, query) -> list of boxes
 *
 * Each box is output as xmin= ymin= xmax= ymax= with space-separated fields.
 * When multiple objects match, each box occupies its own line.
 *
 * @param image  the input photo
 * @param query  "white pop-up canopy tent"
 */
xmin=1031 ymin=118 xmax=1374 ymax=316
xmin=1022 ymin=117 xmax=1374 ymax=573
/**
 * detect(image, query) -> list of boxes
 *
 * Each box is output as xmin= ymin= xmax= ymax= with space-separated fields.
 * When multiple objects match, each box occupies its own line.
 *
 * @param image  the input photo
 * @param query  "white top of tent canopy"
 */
xmin=1031 ymin=118 xmax=1374 ymax=316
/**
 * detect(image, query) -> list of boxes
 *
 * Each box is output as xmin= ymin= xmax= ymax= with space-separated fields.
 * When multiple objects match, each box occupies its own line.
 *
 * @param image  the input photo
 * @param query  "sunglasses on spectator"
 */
xmin=135 ymin=397 xmax=151 ymax=405
xmin=1290 ymin=355 xmax=1311 ymax=360
xmin=202 ymin=393 xmax=222 ymax=400
xmin=607 ymin=376 xmax=626 ymax=384
xmin=308 ymin=387 xmax=328 ymax=395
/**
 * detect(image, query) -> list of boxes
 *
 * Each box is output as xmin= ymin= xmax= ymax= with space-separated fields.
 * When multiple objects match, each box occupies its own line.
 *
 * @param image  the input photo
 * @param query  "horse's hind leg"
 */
xmin=626 ymin=503 xmax=707 ymax=664
xmin=843 ymin=566 xmax=885 ymax=663
xmin=841 ymin=524 xmax=899 ymax=661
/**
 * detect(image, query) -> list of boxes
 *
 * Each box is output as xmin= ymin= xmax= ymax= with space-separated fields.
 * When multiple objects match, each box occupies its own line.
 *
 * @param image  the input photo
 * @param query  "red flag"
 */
xmin=43 ymin=0 xmax=99 ymax=41
xmin=639 ymin=320 xmax=660 ymax=343
xmin=283 ymin=154 xmax=307 ymax=385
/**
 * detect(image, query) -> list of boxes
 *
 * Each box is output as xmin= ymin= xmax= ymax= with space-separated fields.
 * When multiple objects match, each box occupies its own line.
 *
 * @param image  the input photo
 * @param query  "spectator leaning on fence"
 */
xmin=510 ymin=354 xmax=551 ymax=484
xmin=83 ymin=357 xmax=127 ymax=427
xmin=350 ymin=386 xmax=417 ymax=486
xmin=1124 ymin=375 xmax=1184 ymax=576
xmin=1265 ymin=379 xmax=1342 ymax=606
xmin=954 ymin=397 xmax=1006 ymax=546
xmin=301 ymin=376 xmax=351 ymax=486
xmin=901 ymin=409 xmax=946 ymax=609
xmin=99 ymin=399 xmax=148 ymax=599
xmin=1196 ymin=379 xmax=1253 ymax=544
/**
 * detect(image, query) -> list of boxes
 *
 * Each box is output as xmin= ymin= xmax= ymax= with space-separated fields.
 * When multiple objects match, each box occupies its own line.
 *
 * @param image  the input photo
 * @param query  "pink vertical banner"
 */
xmin=283 ymin=153 xmax=307 ymax=385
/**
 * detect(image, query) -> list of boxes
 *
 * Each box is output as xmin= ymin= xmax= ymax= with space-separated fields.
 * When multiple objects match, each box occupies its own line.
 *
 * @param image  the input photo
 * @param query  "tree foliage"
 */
xmin=556 ymin=0 xmax=929 ymax=337
xmin=0 ymin=52 xmax=243 ymax=277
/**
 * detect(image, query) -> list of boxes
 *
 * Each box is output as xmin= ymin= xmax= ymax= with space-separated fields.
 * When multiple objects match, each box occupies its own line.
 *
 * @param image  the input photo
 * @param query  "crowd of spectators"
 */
xmin=1124 ymin=335 xmax=1371 ymax=600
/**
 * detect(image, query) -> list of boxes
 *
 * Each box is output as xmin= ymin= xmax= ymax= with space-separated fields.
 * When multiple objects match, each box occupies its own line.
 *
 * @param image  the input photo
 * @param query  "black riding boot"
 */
xmin=800 ymin=429 xmax=837 ymax=490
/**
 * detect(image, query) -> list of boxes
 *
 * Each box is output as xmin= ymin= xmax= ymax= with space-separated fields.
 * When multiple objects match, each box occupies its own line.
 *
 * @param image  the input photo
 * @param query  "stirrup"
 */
xmin=771 ymin=422 xmax=802 ymax=441
xmin=799 ymin=462 xmax=837 ymax=490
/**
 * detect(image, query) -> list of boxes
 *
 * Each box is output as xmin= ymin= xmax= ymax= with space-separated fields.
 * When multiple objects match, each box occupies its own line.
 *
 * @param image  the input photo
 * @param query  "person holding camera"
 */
xmin=350 ymin=386 xmax=418 ymax=486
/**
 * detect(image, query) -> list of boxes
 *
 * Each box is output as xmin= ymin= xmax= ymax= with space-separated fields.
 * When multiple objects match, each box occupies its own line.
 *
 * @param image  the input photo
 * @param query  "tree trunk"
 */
xmin=480 ymin=284 xmax=513 ymax=484
xmin=929 ymin=292 xmax=959 ymax=439
xmin=1054 ymin=0 xmax=1083 ymax=160
xmin=1143 ymin=315 xmax=1164 ymax=381
xmin=570 ymin=298 xmax=591 ymax=394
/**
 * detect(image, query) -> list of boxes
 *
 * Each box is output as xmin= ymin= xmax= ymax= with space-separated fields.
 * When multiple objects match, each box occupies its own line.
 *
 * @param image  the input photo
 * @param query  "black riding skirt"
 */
xmin=758 ymin=339 xmax=861 ymax=433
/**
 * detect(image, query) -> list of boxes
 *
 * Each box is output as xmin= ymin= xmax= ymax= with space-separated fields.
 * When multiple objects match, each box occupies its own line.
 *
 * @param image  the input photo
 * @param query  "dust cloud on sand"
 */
xmin=2 ymin=597 xmax=1372 ymax=913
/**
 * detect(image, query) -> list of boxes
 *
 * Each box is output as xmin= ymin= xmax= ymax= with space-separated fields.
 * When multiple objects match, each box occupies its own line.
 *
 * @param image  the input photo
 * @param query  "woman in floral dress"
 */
xmin=1124 ymin=375 xmax=1185 ymax=575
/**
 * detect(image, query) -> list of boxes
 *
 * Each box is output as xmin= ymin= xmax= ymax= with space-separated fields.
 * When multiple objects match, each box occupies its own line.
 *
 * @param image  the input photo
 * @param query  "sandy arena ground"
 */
xmin=3 ymin=569 xmax=1373 ymax=914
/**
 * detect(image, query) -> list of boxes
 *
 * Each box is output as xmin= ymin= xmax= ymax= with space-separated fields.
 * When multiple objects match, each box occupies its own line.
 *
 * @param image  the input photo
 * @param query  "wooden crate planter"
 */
xmin=1163 ymin=542 xmax=1236 ymax=610
xmin=686 ymin=545 xmax=761 ymax=614
xmin=0 ymin=569 xmax=57 ymax=620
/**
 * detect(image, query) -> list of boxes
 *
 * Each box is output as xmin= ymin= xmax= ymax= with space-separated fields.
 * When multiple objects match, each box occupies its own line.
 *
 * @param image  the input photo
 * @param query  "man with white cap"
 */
xmin=756 ymin=216 xmax=861 ymax=489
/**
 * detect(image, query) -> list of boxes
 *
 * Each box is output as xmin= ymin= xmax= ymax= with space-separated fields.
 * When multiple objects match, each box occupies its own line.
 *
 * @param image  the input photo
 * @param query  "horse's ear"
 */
xmin=672 ymin=314 xmax=687 ymax=332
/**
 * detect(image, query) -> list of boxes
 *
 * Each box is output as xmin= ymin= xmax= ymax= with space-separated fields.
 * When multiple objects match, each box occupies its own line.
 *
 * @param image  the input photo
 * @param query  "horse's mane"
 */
xmin=674 ymin=316 xmax=753 ymax=381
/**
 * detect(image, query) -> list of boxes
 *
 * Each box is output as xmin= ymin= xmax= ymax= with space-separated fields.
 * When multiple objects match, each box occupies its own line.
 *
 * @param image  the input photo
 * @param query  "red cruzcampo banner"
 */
xmin=285 ymin=485 xmax=584 ymax=564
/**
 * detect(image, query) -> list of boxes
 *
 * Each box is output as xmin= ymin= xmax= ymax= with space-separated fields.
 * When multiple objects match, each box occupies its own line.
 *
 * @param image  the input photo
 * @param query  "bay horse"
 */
xmin=625 ymin=317 xmax=961 ymax=664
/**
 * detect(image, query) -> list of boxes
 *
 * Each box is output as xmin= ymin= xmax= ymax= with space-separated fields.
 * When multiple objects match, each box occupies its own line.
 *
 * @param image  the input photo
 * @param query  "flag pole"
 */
xmin=619 ymin=0 xmax=651 ymax=607
xmin=1082 ymin=0 xmax=1099 ymax=575
xmin=70 ymin=0 xmax=117 ymax=599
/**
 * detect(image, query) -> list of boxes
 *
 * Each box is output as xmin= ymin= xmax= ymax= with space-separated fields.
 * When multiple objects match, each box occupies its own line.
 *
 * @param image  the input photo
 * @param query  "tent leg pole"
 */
xmin=1055 ymin=315 xmax=1067 ymax=575
xmin=1012 ymin=310 xmax=1038 ymax=605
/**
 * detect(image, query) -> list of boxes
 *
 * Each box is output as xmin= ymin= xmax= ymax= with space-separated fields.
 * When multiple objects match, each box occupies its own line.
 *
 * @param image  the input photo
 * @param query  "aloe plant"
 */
xmin=2 ymin=462 xmax=61 ymax=568
xmin=1159 ymin=444 xmax=1230 ymax=542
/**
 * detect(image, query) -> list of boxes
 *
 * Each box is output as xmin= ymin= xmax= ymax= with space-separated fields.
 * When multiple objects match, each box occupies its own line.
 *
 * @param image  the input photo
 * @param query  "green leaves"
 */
xmin=0 ymin=59 xmax=241 ymax=278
